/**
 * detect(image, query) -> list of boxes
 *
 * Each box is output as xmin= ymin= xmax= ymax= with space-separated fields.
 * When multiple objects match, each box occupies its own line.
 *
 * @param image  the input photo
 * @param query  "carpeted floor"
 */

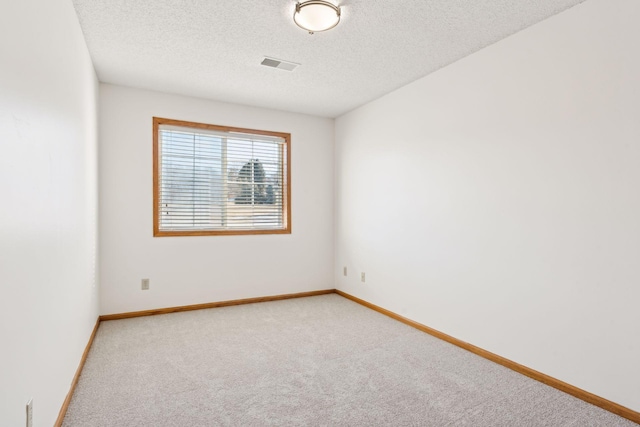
xmin=63 ymin=294 xmax=636 ymax=426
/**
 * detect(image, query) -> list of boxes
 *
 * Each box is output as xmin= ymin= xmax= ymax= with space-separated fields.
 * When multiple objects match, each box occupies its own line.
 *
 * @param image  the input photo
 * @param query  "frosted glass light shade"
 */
xmin=294 ymin=1 xmax=341 ymax=34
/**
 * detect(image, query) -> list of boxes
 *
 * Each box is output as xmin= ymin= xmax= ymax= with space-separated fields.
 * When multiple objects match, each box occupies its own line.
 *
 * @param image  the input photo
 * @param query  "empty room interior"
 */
xmin=1 ymin=0 xmax=639 ymax=425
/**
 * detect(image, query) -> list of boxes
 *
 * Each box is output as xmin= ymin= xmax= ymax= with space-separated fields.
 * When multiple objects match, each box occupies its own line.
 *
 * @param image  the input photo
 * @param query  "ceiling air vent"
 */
xmin=261 ymin=57 xmax=299 ymax=72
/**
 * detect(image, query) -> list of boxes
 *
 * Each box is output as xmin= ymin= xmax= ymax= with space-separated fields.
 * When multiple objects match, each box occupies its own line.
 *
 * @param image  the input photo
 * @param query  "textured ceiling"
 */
xmin=72 ymin=0 xmax=586 ymax=118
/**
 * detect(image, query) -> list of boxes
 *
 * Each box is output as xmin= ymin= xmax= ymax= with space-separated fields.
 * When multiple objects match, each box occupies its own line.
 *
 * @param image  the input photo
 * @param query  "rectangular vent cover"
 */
xmin=261 ymin=57 xmax=299 ymax=71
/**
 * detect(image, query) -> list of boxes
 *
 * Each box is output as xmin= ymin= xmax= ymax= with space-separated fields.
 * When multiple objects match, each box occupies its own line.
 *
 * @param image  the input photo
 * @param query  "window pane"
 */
xmin=154 ymin=118 xmax=289 ymax=236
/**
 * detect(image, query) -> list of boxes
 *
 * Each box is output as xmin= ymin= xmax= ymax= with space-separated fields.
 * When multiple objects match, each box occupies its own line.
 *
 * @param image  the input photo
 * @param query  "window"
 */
xmin=153 ymin=117 xmax=291 ymax=236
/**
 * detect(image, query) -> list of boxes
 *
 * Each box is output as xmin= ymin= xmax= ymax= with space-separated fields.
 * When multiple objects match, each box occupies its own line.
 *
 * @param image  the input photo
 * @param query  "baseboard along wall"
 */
xmin=54 ymin=318 xmax=101 ymax=427
xmin=98 ymin=289 xmax=335 ymax=321
xmin=334 ymin=289 xmax=640 ymax=424
xmin=54 ymin=289 xmax=334 ymax=424
xmin=55 ymin=289 xmax=640 ymax=425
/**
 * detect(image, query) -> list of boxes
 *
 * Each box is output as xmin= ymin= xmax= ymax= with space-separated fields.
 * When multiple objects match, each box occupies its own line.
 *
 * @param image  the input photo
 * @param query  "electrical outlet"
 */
xmin=26 ymin=398 xmax=33 ymax=427
xmin=141 ymin=278 xmax=150 ymax=290
xmin=343 ymin=266 xmax=347 ymax=276
xmin=361 ymin=272 xmax=366 ymax=283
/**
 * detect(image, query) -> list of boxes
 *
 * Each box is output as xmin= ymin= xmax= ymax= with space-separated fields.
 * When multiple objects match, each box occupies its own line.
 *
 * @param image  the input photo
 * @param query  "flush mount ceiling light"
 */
xmin=294 ymin=1 xmax=341 ymax=34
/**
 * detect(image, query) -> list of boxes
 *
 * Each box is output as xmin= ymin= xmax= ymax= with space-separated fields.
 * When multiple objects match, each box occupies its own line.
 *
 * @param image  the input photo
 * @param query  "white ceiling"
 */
xmin=72 ymin=0 xmax=586 ymax=118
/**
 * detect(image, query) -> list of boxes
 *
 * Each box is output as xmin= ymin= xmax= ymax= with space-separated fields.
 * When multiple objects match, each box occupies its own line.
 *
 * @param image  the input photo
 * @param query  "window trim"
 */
xmin=152 ymin=117 xmax=291 ymax=237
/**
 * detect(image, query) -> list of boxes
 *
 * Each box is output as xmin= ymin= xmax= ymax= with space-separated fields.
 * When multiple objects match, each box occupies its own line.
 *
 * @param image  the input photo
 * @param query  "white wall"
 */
xmin=0 ymin=0 xmax=99 ymax=425
xmin=99 ymin=84 xmax=334 ymax=315
xmin=335 ymin=0 xmax=639 ymax=412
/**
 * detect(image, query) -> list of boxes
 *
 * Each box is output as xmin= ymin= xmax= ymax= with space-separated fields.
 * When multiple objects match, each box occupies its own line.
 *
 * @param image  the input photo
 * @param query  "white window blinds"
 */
xmin=154 ymin=119 xmax=290 ymax=236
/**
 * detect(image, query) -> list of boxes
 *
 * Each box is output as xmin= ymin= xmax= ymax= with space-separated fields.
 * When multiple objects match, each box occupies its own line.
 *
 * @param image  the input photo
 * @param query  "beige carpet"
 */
xmin=63 ymin=294 xmax=636 ymax=426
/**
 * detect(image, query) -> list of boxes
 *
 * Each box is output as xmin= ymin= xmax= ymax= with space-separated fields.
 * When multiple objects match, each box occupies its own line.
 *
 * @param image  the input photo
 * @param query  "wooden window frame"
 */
xmin=153 ymin=117 xmax=291 ymax=237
